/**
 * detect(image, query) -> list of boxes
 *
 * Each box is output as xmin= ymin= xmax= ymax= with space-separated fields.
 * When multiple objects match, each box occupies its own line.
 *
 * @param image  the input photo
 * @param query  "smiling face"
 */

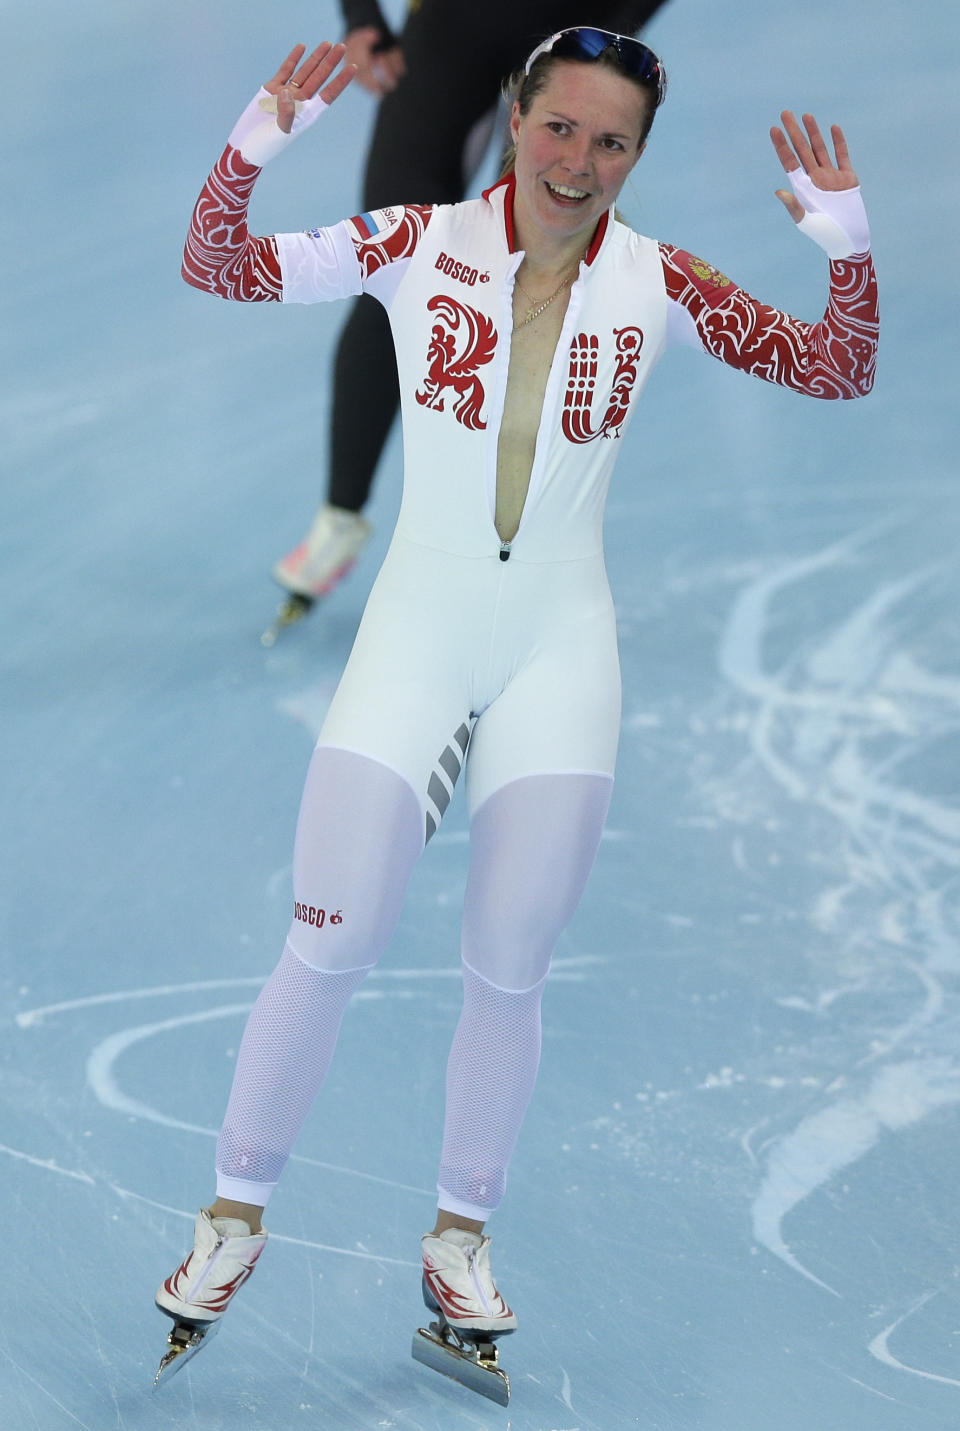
xmin=510 ymin=59 xmax=652 ymax=249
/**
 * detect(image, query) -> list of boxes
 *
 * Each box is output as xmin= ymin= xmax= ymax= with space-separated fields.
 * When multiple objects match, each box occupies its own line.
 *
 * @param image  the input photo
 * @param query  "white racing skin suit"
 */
xmin=182 ymin=89 xmax=878 ymax=1224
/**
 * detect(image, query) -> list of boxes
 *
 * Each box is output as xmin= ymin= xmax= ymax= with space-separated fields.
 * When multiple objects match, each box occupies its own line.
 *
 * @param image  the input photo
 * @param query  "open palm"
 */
xmin=264 ymin=42 xmax=357 ymax=133
xmin=771 ymin=110 xmax=858 ymax=221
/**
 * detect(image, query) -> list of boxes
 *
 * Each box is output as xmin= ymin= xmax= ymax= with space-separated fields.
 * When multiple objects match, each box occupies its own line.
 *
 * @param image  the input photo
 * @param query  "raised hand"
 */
xmin=770 ymin=111 xmax=858 ymax=222
xmin=769 ymin=110 xmax=869 ymax=257
xmin=265 ymin=42 xmax=357 ymax=134
xmin=227 ymin=42 xmax=357 ymax=166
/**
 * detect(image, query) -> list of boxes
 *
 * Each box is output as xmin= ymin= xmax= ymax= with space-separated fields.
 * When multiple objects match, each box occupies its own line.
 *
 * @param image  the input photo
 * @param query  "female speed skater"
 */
xmin=154 ymin=29 xmax=878 ymax=1402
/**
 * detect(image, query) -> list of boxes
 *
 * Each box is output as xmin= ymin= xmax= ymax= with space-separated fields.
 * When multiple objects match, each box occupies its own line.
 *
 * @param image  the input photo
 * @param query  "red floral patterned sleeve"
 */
xmin=182 ymin=148 xmax=434 ymax=305
xmin=182 ymin=146 xmax=283 ymax=301
xmin=660 ymin=244 xmax=878 ymax=399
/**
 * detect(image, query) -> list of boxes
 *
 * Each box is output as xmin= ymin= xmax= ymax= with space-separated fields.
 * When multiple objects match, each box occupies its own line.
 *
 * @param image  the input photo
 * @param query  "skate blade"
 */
xmin=411 ymin=1325 xmax=510 ymax=1406
xmin=261 ymin=593 xmax=315 ymax=647
xmin=153 ymin=1319 xmax=220 ymax=1390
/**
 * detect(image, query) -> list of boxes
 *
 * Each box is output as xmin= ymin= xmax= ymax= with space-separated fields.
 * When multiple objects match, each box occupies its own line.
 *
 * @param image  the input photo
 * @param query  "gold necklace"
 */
xmin=513 ymin=262 xmax=579 ymax=329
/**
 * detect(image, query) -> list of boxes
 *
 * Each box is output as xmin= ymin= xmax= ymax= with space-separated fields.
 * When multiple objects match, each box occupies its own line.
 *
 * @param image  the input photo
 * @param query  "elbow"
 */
xmin=181 ymin=252 xmax=230 ymax=301
xmin=808 ymin=338 xmax=878 ymax=400
xmin=861 ymin=355 xmax=878 ymax=396
xmin=848 ymin=375 xmax=876 ymax=400
xmin=803 ymin=368 xmax=876 ymax=401
xmin=181 ymin=253 xmax=208 ymax=294
xmin=829 ymin=374 xmax=876 ymax=401
xmin=846 ymin=356 xmax=878 ymax=399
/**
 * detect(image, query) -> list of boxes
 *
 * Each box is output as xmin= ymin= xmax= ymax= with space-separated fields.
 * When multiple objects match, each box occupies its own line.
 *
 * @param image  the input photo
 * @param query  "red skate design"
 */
xmin=154 ymin=1210 xmax=268 ymax=1389
xmin=412 ymin=1229 xmax=516 ymax=1406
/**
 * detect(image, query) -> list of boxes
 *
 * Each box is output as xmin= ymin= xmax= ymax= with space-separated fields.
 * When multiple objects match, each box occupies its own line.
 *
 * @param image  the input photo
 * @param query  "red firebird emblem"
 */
xmin=415 ymin=295 xmax=498 ymax=431
xmin=562 ymin=326 xmax=645 ymax=443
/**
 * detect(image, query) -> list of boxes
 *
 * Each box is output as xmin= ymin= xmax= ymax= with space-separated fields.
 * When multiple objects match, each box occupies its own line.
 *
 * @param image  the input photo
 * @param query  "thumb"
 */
xmin=775 ymin=189 xmax=805 ymax=223
xmin=277 ymin=85 xmax=296 ymax=134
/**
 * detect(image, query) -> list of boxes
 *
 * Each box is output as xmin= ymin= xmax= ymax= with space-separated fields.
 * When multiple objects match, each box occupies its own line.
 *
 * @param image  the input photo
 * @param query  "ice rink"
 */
xmin=3 ymin=0 xmax=959 ymax=1426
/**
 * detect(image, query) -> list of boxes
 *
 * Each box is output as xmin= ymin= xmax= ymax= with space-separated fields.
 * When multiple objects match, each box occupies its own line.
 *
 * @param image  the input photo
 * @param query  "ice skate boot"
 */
xmin=153 ymin=1208 xmax=267 ymax=1388
xmin=262 ymin=503 xmax=371 ymax=645
xmin=411 ymin=1228 xmax=516 ymax=1406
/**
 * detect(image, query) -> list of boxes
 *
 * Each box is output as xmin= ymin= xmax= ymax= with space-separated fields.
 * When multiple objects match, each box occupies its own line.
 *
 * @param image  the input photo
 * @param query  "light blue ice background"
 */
xmin=2 ymin=0 xmax=959 ymax=1426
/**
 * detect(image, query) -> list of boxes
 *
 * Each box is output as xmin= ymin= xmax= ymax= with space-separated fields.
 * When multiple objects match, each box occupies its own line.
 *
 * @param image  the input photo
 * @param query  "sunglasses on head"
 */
xmin=524 ymin=27 xmax=667 ymax=107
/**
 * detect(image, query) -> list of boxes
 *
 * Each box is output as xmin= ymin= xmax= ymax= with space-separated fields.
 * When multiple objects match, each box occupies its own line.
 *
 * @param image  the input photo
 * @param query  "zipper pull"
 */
xmin=465 ymin=1244 xmax=493 ymax=1315
xmin=499 ymin=541 xmax=511 ymax=562
xmin=185 ymin=1233 xmax=225 ymax=1302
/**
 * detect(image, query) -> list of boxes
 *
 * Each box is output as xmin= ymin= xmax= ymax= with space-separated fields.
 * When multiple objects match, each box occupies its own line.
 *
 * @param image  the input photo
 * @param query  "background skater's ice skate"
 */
xmin=411 ymin=1228 xmax=517 ymax=1405
xmin=153 ymin=1208 xmax=267 ymax=1388
xmin=262 ymin=503 xmax=371 ymax=645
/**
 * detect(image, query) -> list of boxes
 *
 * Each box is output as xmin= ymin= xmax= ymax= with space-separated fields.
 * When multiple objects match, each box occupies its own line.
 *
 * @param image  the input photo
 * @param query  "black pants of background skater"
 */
xmin=328 ymin=0 xmax=669 ymax=511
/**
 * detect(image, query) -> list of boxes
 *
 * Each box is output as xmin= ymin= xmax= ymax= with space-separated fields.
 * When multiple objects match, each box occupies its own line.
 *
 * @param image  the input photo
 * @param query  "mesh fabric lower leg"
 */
xmin=215 ymin=947 xmax=371 ymax=1198
xmin=216 ymin=747 xmax=423 ymax=1203
xmin=437 ymin=963 xmax=546 ymax=1217
xmin=437 ymin=772 xmax=613 ymax=1218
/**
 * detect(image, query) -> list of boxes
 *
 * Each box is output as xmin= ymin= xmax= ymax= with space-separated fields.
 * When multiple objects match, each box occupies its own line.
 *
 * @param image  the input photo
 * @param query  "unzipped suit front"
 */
xmin=283 ymin=183 xmax=668 ymax=826
xmin=182 ymin=103 xmax=878 ymax=1221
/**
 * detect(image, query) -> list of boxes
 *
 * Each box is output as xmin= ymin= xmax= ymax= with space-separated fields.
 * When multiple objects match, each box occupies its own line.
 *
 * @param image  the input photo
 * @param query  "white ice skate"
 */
xmin=153 ymin=1208 xmax=267 ymax=1388
xmin=262 ymin=503 xmax=371 ymax=645
xmin=412 ymin=1228 xmax=516 ymax=1405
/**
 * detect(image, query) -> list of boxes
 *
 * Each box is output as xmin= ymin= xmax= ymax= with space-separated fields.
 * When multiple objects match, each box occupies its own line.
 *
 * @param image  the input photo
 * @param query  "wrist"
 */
xmin=789 ymin=171 xmax=871 ymax=259
xmin=227 ymin=86 xmax=329 ymax=168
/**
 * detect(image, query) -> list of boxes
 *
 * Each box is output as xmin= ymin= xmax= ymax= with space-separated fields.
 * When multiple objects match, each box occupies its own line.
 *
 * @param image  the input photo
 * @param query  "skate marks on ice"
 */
xmin=605 ymin=523 xmax=960 ymax=1393
xmin=745 ymin=1058 xmax=960 ymax=1296
xmin=714 ymin=524 xmax=960 ymax=1384
xmin=868 ymin=1292 xmax=960 ymax=1391
xmin=0 ymin=1138 xmax=96 ymax=1186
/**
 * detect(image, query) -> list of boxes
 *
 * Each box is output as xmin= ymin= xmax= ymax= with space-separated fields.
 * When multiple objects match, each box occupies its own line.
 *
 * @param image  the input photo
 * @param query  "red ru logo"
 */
xmin=562 ymin=327 xmax=645 ymax=443
xmin=415 ymin=295 xmax=497 ymax=431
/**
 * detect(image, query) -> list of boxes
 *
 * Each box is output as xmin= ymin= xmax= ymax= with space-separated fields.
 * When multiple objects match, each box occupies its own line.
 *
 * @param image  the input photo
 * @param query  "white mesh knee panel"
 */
xmin=290 ymin=745 xmax=423 ymax=971
xmin=216 ymin=946 xmax=371 ymax=1191
xmin=462 ymin=772 xmax=612 ymax=990
xmin=437 ymin=963 xmax=546 ymax=1216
